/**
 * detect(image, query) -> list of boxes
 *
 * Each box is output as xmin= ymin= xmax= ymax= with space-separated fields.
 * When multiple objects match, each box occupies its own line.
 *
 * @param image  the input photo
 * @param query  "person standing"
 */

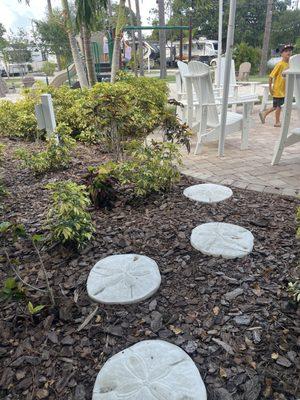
xmin=259 ymin=44 xmax=293 ymax=127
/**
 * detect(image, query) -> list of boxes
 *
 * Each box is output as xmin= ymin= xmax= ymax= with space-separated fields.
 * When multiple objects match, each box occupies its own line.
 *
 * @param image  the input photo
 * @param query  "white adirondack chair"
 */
xmin=272 ymin=54 xmax=300 ymax=165
xmin=217 ymin=58 xmax=259 ymax=100
xmin=176 ymin=61 xmax=200 ymax=126
xmin=190 ymin=68 xmax=255 ymax=155
xmin=237 ymin=62 xmax=251 ymax=81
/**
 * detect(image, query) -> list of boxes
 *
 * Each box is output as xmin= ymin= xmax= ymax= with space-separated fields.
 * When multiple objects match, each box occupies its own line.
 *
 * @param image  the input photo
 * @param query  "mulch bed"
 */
xmin=0 ymin=138 xmax=299 ymax=400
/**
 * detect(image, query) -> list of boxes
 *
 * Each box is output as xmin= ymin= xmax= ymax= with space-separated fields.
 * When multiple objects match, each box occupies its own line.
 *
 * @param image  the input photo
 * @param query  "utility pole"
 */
xmin=157 ymin=0 xmax=167 ymax=78
xmin=135 ymin=0 xmax=144 ymax=76
xmin=259 ymin=0 xmax=273 ymax=76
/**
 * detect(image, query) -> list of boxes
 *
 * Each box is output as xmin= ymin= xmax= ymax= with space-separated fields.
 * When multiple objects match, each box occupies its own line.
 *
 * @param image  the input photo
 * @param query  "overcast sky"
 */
xmin=1 ymin=0 xmax=158 ymax=35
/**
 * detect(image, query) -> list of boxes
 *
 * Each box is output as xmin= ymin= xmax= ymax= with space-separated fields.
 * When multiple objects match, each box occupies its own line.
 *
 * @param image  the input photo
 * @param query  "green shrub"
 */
xmin=1 ymin=75 xmax=168 ymax=145
xmin=15 ymin=123 xmax=75 ymax=175
xmin=234 ymin=42 xmax=261 ymax=74
xmin=86 ymin=162 xmax=119 ymax=208
xmin=0 ymin=99 xmax=38 ymax=139
xmin=45 ymin=181 xmax=94 ymax=249
xmin=118 ymin=141 xmax=181 ymax=196
xmin=41 ymin=61 xmax=56 ymax=76
xmin=0 ymin=143 xmax=5 ymax=159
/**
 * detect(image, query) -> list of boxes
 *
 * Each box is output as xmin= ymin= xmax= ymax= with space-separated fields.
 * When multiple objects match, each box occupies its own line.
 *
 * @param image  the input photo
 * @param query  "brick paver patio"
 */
xmin=180 ymin=106 xmax=300 ymax=196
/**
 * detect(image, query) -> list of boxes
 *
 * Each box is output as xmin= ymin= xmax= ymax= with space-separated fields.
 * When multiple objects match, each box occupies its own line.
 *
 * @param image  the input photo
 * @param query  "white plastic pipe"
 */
xmin=218 ymin=0 xmax=237 ymax=157
xmin=216 ymin=0 xmax=223 ymax=87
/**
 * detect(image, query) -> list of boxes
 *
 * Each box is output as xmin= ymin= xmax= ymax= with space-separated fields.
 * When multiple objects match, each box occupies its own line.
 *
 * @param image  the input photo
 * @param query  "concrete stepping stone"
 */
xmin=92 ymin=340 xmax=207 ymax=399
xmin=87 ymin=254 xmax=161 ymax=305
xmin=183 ymin=183 xmax=233 ymax=203
xmin=191 ymin=222 xmax=254 ymax=259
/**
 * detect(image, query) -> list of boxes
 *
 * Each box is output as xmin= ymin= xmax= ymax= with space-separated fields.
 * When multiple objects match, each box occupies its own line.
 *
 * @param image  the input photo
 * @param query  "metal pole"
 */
xmin=218 ymin=0 xmax=237 ymax=157
xmin=217 ymin=0 xmax=223 ymax=86
xmin=188 ymin=13 xmax=192 ymax=61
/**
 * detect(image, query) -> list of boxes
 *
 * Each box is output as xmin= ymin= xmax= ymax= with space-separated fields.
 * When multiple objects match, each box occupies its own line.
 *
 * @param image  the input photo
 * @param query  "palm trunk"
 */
xmin=47 ymin=0 xmax=53 ymax=15
xmin=135 ymin=0 xmax=144 ymax=76
xmin=61 ymin=0 xmax=88 ymax=88
xmin=127 ymin=0 xmax=138 ymax=76
xmin=82 ymin=26 xmax=97 ymax=86
xmin=157 ymin=0 xmax=167 ymax=79
xmin=259 ymin=0 xmax=273 ymax=76
xmin=111 ymin=0 xmax=126 ymax=83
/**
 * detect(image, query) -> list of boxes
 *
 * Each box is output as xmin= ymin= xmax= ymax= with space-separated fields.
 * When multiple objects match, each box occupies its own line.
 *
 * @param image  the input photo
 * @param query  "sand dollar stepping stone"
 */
xmin=92 ymin=340 xmax=207 ymax=399
xmin=87 ymin=254 xmax=161 ymax=304
xmin=183 ymin=183 xmax=233 ymax=203
xmin=191 ymin=222 xmax=254 ymax=259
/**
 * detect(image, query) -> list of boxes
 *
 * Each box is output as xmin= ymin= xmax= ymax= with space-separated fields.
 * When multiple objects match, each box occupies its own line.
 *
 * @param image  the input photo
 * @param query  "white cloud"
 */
xmin=0 ymin=0 xmax=158 ymax=35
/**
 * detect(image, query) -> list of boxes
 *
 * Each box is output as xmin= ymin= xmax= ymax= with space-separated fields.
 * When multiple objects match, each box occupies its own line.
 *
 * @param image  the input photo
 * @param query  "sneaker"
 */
xmin=259 ymin=111 xmax=266 ymax=124
xmin=274 ymin=123 xmax=281 ymax=127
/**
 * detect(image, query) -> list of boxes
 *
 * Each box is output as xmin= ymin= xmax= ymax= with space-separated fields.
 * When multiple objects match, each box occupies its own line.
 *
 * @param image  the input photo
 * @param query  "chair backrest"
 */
xmin=188 ymin=60 xmax=210 ymax=75
xmin=238 ymin=62 xmax=251 ymax=81
xmin=190 ymin=65 xmax=219 ymax=127
xmin=177 ymin=60 xmax=189 ymax=92
xmin=220 ymin=58 xmax=236 ymax=84
xmin=289 ymin=54 xmax=300 ymax=114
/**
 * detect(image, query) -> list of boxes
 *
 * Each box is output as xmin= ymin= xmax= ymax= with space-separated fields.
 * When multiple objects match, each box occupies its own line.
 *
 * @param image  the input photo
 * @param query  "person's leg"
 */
xmin=259 ymin=106 xmax=275 ymax=123
xmin=274 ymin=107 xmax=281 ymax=127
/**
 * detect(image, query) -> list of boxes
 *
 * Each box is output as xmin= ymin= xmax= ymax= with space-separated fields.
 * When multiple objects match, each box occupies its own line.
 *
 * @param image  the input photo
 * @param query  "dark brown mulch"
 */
xmin=0 ymin=138 xmax=299 ymax=400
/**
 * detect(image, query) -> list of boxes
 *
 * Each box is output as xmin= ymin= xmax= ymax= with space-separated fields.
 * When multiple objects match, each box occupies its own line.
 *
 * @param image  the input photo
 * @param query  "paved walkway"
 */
xmin=167 ymin=82 xmax=300 ymax=197
xmin=180 ymin=107 xmax=300 ymax=197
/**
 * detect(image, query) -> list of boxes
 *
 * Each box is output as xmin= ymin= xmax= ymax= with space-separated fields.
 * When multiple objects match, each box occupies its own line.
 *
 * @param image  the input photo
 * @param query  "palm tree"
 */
xmin=135 ymin=0 xmax=144 ymax=76
xmin=61 ymin=0 xmax=89 ymax=87
xmin=76 ymin=0 xmax=107 ymax=86
xmin=127 ymin=0 xmax=138 ymax=76
xmin=157 ymin=0 xmax=166 ymax=79
xmin=111 ymin=0 xmax=126 ymax=82
xmin=259 ymin=0 xmax=274 ymax=76
xmin=20 ymin=0 xmax=88 ymax=87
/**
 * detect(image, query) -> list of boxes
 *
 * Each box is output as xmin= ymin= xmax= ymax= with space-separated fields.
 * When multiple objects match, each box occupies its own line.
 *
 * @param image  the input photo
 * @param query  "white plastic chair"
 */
xmin=272 ymin=54 xmax=300 ymax=165
xmin=190 ymin=68 xmax=255 ymax=155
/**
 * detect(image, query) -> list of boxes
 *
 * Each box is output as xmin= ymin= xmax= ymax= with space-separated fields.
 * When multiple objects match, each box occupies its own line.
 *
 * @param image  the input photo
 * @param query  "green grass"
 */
xmin=249 ymin=75 xmax=268 ymax=84
xmin=4 ymin=77 xmax=22 ymax=89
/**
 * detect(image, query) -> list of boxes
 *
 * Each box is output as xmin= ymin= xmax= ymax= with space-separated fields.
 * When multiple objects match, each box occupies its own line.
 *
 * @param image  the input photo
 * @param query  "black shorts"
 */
xmin=273 ymin=97 xmax=285 ymax=108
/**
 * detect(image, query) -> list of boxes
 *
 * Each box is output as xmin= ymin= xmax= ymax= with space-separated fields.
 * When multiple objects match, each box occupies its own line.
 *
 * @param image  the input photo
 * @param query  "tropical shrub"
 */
xmin=0 ymin=143 xmax=5 ymax=161
xmin=118 ymin=141 xmax=181 ymax=196
xmin=41 ymin=61 xmax=56 ymax=76
xmin=0 ymin=98 xmax=38 ymax=139
xmin=45 ymin=181 xmax=94 ymax=249
xmin=15 ymin=123 xmax=75 ymax=175
xmin=86 ymin=162 xmax=119 ymax=209
xmin=87 ymin=141 xmax=181 ymax=205
xmin=1 ymin=75 xmax=170 ymax=149
xmin=233 ymin=42 xmax=261 ymax=74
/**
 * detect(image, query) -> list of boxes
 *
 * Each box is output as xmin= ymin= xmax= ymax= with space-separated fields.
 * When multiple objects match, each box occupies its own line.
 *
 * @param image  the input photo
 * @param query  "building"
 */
xmin=289 ymin=0 xmax=299 ymax=10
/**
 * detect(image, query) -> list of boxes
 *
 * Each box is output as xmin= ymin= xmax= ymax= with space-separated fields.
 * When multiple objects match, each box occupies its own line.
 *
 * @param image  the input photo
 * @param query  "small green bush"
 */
xmin=234 ymin=42 xmax=261 ymax=74
xmin=118 ymin=141 xmax=181 ymax=196
xmin=15 ymin=123 xmax=75 ymax=175
xmin=86 ymin=162 xmax=119 ymax=208
xmin=87 ymin=141 xmax=181 ymax=205
xmin=0 ymin=99 xmax=38 ymax=139
xmin=41 ymin=61 xmax=56 ymax=76
xmin=46 ymin=181 xmax=94 ymax=249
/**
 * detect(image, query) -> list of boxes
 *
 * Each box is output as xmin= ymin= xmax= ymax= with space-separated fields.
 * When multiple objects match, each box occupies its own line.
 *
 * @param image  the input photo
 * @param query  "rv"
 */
xmin=167 ymin=37 xmax=218 ymax=66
